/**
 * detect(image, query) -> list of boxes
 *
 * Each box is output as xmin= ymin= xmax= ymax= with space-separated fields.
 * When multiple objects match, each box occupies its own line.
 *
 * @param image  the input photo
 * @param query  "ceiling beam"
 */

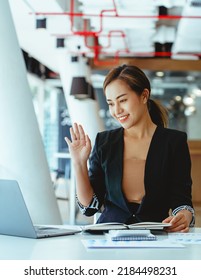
xmin=90 ymin=58 xmax=201 ymax=71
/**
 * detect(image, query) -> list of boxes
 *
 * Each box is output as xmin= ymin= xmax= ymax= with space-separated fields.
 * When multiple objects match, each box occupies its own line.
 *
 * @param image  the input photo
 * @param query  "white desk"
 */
xmin=0 ymin=228 xmax=201 ymax=260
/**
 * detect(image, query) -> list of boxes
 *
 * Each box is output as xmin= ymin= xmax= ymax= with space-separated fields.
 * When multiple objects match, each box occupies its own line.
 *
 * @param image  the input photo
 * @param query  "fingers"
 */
xmin=180 ymin=226 xmax=189 ymax=233
xmin=85 ymin=134 xmax=91 ymax=148
xmin=78 ymin=124 xmax=86 ymax=140
xmin=167 ymin=225 xmax=189 ymax=233
xmin=164 ymin=213 xmax=189 ymax=233
xmin=167 ymin=224 xmax=186 ymax=233
xmin=162 ymin=217 xmax=172 ymax=223
xmin=69 ymin=123 xmax=80 ymax=141
xmin=64 ymin=136 xmax=71 ymax=146
xmin=70 ymin=123 xmax=78 ymax=141
xmin=66 ymin=123 xmax=87 ymax=143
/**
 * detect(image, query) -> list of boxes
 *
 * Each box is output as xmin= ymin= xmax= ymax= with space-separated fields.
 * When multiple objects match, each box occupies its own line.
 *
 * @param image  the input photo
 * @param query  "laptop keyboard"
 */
xmin=34 ymin=226 xmax=81 ymax=235
xmin=35 ymin=226 xmax=65 ymax=234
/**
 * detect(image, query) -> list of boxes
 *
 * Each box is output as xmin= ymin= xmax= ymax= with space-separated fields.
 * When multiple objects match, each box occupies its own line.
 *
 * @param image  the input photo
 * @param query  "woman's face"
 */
xmin=105 ymin=79 xmax=148 ymax=129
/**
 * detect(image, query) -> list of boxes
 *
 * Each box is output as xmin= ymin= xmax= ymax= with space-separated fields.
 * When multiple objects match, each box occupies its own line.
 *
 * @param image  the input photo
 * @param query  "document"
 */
xmin=82 ymin=239 xmax=184 ymax=249
xmin=168 ymin=233 xmax=201 ymax=244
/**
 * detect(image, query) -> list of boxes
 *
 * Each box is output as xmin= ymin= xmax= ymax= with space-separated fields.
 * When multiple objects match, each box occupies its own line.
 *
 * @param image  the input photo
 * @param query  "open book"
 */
xmin=82 ymin=222 xmax=171 ymax=232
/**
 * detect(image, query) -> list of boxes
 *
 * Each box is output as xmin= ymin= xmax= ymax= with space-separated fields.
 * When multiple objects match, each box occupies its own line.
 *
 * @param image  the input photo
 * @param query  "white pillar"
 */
xmin=57 ymin=51 xmax=104 ymax=224
xmin=57 ymin=52 xmax=104 ymax=145
xmin=0 ymin=0 xmax=61 ymax=224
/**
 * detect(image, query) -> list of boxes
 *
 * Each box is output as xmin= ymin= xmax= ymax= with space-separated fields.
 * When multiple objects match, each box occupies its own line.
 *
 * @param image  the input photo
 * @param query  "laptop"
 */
xmin=0 ymin=179 xmax=81 ymax=239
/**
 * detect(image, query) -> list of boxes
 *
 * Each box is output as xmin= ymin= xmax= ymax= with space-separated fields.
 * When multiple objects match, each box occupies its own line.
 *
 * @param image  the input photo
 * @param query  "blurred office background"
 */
xmin=0 ymin=0 xmax=201 ymax=226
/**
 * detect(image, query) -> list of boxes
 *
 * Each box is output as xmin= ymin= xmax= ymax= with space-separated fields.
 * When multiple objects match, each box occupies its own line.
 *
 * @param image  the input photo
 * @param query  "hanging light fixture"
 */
xmin=56 ymin=38 xmax=65 ymax=48
xmin=71 ymin=56 xmax=78 ymax=62
xmin=70 ymin=51 xmax=96 ymax=100
xmin=70 ymin=77 xmax=96 ymax=100
xmin=70 ymin=77 xmax=89 ymax=99
xmin=36 ymin=18 xmax=47 ymax=29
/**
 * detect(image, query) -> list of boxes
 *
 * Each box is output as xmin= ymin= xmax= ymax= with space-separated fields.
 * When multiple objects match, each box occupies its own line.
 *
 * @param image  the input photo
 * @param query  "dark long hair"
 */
xmin=103 ymin=64 xmax=168 ymax=127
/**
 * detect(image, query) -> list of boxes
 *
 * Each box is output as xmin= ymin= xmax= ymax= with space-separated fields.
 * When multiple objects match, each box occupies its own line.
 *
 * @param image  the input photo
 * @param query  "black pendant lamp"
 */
xmin=70 ymin=77 xmax=96 ymax=100
xmin=70 ymin=77 xmax=89 ymax=99
xmin=36 ymin=18 xmax=47 ymax=29
xmin=56 ymin=38 xmax=65 ymax=48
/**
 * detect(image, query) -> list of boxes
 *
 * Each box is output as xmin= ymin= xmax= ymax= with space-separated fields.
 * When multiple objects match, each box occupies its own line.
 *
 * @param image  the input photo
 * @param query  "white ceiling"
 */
xmin=8 ymin=0 xmax=201 ymax=73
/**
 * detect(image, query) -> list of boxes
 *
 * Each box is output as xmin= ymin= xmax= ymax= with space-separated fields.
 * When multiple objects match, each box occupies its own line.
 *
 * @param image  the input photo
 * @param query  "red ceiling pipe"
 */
xmin=84 ymin=30 xmax=129 ymax=66
xmin=69 ymin=0 xmax=118 ymax=36
xmin=83 ymin=30 xmax=128 ymax=51
xmin=32 ymin=12 xmax=201 ymax=20
xmin=97 ymin=30 xmax=128 ymax=50
xmin=31 ymin=0 xmax=201 ymax=65
xmin=68 ymin=0 xmax=125 ymax=65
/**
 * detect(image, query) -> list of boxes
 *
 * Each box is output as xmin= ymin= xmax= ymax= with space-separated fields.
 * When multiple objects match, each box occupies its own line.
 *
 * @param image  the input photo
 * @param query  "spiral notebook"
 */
xmin=106 ymin=229 xmax=157 ymax=241
xmin=111 ymin=234 xmax=156 ymax=241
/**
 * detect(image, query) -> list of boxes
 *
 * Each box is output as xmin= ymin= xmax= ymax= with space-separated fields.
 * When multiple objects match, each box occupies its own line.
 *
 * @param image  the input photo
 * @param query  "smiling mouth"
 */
xmin=118 ymin=115 xmax=129 ymax=122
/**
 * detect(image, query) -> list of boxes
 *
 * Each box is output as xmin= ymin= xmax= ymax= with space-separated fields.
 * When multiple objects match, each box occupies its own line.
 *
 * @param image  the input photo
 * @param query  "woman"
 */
xmin=65 ymin=64 xmax=194 ymax=232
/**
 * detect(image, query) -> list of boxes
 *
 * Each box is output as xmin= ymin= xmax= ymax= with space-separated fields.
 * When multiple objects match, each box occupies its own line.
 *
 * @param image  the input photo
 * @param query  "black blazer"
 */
xmin=87 ymin=126 xmax=193 ymax=223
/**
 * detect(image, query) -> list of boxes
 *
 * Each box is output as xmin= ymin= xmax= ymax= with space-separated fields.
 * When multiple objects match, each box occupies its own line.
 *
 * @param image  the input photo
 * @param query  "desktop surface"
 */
xmin=0 ymin=227 xmax=201 ymax=260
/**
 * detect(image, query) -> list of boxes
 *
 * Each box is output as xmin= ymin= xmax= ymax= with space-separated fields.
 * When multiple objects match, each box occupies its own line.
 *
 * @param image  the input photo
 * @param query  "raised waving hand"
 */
xmin=65 ymin=123 xmax=92 ymax=164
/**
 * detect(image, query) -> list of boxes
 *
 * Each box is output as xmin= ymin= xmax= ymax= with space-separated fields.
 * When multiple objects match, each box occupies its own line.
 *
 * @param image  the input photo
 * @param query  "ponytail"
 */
xmin=148 ymin=99 xmax=168 ymax=127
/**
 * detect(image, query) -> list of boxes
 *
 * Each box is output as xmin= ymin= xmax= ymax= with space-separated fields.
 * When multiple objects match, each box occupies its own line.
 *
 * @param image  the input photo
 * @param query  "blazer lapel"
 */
xmin=106 ymin=128 xmax=129 ymax=211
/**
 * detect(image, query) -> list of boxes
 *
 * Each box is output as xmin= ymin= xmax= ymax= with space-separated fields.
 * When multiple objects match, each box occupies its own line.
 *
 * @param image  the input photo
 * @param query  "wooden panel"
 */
xmin=188 ymin=141 xmax=201 ymax=204
xmin=90 ymin=58 xmax=201 ymax=71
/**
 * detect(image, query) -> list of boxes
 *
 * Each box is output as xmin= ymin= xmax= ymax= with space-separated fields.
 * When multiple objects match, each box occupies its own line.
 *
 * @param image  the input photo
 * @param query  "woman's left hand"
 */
xmin=162 ymin=210 xmax=192 ymax=233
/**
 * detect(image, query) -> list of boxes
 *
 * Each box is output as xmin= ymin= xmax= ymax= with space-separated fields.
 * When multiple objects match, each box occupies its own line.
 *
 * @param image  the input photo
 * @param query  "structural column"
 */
xmin=57 ymin=52 xmax=104 ymax=144
xmin=57 ymin=51 xmax=104 ymax=224
xmin=0 ymin=0 xmax=61 ymax=224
